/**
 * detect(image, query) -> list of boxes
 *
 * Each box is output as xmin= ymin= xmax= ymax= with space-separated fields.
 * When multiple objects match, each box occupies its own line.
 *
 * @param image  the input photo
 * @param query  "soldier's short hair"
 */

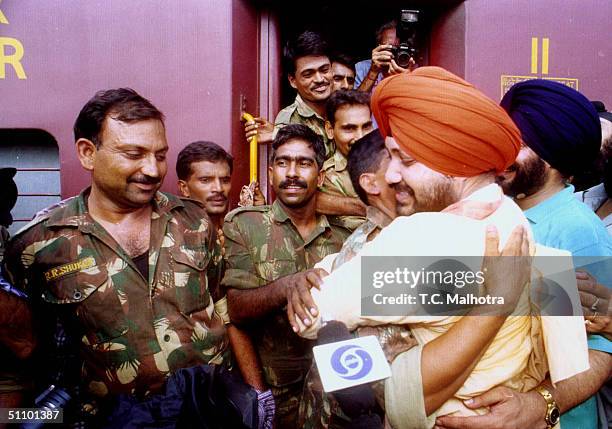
xmin=271 ymin=124 xmax=326 ymax=170
xmin=331 ymin=52 xmax=354 ymax=70
xmin=326 ymin=89 xmax=371 ymax=126
xmin=176 ymin=141 xmax=234 ymax=180
xmin=74 ymin=88 xmax=164 ymax=148
xmin=283 ymin=31 xmax=329 ymax=76
xmin=348 ymin=130 xmax=386 ymax=204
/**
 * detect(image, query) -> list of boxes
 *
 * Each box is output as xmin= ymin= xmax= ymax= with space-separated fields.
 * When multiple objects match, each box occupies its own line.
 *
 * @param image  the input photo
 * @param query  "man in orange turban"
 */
xmin=372 ymin=66 xmax=521 ymax=178
xmin=354 ymin=67 xmax=588 ymax=429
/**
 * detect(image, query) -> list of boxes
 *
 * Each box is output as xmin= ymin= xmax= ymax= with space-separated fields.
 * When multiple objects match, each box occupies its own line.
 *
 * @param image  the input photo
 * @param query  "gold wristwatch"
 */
xmin=536 ymin=386 xmax=560 ymax=428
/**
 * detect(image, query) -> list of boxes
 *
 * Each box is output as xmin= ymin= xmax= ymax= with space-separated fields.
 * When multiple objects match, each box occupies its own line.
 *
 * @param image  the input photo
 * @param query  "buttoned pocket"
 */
xmin=41 ymin=258 xmax=128 ymax=344
xmin=170 ymin=247 xmax=211 ymax=315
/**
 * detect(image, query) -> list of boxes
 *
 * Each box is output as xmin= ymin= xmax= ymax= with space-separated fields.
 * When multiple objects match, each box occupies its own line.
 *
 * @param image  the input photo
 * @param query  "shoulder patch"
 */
xmin=224 ymin=205 xmax=270 ymax=222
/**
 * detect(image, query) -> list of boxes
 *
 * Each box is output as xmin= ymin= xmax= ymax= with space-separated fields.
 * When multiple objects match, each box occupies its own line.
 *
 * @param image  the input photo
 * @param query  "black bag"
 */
xmin=105 ymin=365 xmax=258 ymax=429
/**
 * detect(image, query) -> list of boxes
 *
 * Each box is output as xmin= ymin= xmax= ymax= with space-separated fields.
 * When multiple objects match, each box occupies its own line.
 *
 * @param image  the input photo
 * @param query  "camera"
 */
xmin=393 ymin=9 xmax=420 ymax=69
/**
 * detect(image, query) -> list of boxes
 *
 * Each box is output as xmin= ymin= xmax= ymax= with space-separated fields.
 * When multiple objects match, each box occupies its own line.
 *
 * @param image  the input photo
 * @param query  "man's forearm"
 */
xmin=357 ymin=67 xmax=379 ymax=93
xmin=543 ymin=349 xmax=611 ymax=413
xmin=227 ymin=279 xmax=287 ymax=324
xmin=316 ymin=191 xmax=366 ymax=216
xmin=422 ymin=313 xmax=507 ymax=414
xmin=227 ymin=324 xmax=266 ymax=390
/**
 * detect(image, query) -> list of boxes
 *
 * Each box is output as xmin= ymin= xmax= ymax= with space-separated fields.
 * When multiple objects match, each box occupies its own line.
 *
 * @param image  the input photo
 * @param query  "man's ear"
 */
xmin=76 ymin=138 xmax=97 ymax=172
xmin=268 ymin=165 xmax=274 ymax=188
xmin=325 ymin=120 xmax=334 ymax=141
xmin=359 ymin=173 xmax=379 ymax=196
xmin=288 ymin=73 xmax=297 ymax=90
xmin=317 ymin=169 xmax=326 ymax=188
xmin=177 ymin=180 xmax=190 ymax=198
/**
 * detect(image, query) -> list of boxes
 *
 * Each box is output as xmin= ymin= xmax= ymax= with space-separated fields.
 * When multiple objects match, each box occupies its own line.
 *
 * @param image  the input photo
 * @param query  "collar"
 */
xmin=524 ymin=185 xmax=576 ymax=225
xmin=46 ymin=188 xmax=184 ymax=228
xmin=332 ymin=150 xmax=348 ymax=172
xmin=295 ymin=95 xmax=324 ymax=121
xmin=366 ymin=205 xmax=393 ymax=229
xmin=270 ymin=199 xmax=332 ymax=241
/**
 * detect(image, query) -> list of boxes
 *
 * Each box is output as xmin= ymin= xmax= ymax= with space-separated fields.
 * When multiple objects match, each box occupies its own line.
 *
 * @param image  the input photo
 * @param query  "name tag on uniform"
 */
xmin=313 ymin=335 xmax=391 ymax=393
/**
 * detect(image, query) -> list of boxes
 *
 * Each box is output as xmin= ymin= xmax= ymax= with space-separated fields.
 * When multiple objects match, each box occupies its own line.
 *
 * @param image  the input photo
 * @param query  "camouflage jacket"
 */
xmin=222 ymin=200 xmax=350 ymax=388
xmin=3 ymin=189 xmax=230 ymax=399
xmin=274 ymin=95 xmax=335 ymax=159
xmin=331 ymin=205 xmax=392 ymax=270
xmin=320 ymin=151 xmax=366 ymax=231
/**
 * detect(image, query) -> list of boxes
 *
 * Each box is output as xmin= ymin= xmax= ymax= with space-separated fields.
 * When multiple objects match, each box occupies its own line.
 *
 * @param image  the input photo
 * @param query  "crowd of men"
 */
xmin=0 ymin=21 xmax=611 ymax=429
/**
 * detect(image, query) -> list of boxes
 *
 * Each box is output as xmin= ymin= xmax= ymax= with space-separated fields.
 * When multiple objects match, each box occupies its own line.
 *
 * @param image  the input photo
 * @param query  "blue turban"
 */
xmin=500 ymin=79 xmax=601 ymax=177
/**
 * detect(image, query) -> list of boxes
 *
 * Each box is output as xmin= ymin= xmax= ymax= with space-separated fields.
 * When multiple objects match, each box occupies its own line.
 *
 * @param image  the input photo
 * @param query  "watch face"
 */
xmin=550 ymin=408 xmax=560 ymax=424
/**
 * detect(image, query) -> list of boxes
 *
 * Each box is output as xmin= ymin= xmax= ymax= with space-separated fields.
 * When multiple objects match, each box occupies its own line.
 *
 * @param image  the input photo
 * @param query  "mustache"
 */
xmin=206 ymin=193 xmax=227 ymax=202
xmin=279 ymin=179 xmax=307 ymax=189
xmin=129 ymin=174 xmax=161 ymax=185
xmin=391 ymin=181 xmax=413 ymax=194
xmin=312 ymin=82 xmax=329 ymax=90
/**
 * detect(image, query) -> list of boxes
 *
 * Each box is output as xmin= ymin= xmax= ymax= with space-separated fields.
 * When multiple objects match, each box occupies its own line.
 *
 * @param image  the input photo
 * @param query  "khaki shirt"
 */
xmin=4 ymin=190 xmax=230 ymax=398
xmin=274 ymin=95 xmax=334 ymax=159
xmin=320 ymin=151 xmax=366 ymax=231
xmin=221 ymin=200 xmax=350 ymax=387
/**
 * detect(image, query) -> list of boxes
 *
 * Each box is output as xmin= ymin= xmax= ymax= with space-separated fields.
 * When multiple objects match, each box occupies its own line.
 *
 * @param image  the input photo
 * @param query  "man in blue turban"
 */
xmin=496 ymin=79 xmax=611 ymax=429
xmin=438 ymin=80 xmax=612 ymax=429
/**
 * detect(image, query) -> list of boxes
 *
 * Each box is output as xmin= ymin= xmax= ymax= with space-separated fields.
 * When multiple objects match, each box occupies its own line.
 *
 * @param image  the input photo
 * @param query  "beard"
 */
xmin=497 ymin=156 xmax=547 ymax=198
xmin=394 ymin=178 xmax=456 ymax=216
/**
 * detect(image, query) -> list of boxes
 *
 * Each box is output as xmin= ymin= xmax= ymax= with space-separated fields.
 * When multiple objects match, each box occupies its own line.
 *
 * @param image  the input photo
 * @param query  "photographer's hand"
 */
xmin=371 ymin=44 xmax=394 ymax=71
xmin=387 ymin=58 xmax=416 ymax=76
xmin=358 ymin=44 xmax=393 ymax=93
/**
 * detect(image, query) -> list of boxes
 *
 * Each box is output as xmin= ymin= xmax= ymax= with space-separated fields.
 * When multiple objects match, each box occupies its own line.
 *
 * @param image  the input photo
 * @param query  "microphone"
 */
xmin=316 ymin=321 xmax=383 ymax=428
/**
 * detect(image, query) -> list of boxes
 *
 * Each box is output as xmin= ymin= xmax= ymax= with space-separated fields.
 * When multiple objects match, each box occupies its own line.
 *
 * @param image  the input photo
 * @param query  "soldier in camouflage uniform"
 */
xmin=2 ymin=89 xmax=231 ymax=425
xmin=318 ymin=90 xmax=378 ymax=231
xmin=176 ymin=141 xmax=275 ymax=427
xmin=299 ymin=130 xmax=417 ymax=428
xmin=223 ymin=124 xmax=351 ymax=428
xmin=244 ymin=31 xmax=334 ymax=159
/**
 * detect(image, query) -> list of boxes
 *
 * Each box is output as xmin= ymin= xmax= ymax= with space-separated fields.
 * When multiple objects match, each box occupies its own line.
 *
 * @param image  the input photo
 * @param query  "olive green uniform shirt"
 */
xmin=3 ymin=190 xmax=230 ymax=399
xmin=221 ymin=200 xmax=350 ymax=388
xmin=320 ymin=151 xmax=367 ymax=231
xmin=274 ymin=95 xmax=334 ymax=159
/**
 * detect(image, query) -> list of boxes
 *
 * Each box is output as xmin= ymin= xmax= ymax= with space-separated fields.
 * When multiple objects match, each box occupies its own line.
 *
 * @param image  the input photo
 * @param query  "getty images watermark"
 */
xmin=361 ymin=256 xmax=611 ymax=317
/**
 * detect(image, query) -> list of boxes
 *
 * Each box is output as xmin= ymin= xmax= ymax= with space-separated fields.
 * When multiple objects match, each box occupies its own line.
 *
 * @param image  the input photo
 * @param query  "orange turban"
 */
xmin=371 ymin=67 xmax=521 ymax=177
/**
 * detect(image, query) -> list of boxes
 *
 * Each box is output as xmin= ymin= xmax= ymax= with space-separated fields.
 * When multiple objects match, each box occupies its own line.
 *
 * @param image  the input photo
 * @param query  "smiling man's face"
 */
xmin=289 ymin=55 xmax=332 ymax=104
xmin=384 ymin=137 xmax=456 ymax=215
xmin=269 ymin=138 xmax=323 ymax=209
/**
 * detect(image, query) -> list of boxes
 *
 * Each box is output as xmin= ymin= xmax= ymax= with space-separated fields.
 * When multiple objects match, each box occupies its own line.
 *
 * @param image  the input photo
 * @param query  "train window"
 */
xmin=0 ymin=129 xmax=61 ymax=235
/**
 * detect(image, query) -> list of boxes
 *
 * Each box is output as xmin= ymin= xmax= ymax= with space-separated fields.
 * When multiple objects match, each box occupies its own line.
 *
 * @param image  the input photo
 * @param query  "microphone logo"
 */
xmin=330 ymin=344 xmax=373 ymax=380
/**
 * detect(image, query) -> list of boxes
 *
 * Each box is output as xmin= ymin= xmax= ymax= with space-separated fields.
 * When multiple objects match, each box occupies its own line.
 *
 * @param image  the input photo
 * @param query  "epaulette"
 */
xmin=13 ymin=197 xmax=76 ymax=237
xmin=178 ymin=196 xmax=207 ymax=210
xmin=224 ymin=205 xmax=270 ymax=222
